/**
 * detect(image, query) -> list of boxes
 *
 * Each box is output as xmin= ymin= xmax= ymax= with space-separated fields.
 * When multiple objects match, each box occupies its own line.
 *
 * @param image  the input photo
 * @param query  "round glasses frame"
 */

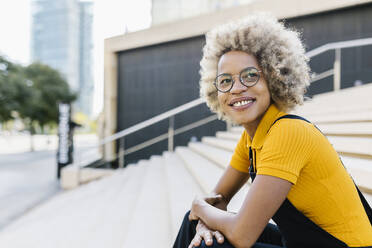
xmin=214 ymin=67 xmax=262 ymax=93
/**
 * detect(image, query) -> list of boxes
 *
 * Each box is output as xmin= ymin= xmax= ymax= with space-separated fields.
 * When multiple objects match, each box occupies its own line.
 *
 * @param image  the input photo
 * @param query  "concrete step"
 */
xmin=176 ymin=146 xmax=249 ymax=213
xmin=318 ymin=122 xmax=372 ymax=136
xmin=121 ymin=156 xmax=172 ymax=248
xmin=216 ymin=131 xmax=241 ymax=141
xmin=83 ymin=163 xmax=148 ymax=248
xmin=202 ymin=136 xmax=236 ymax=152
xmin=0 ymin=163 xmax=147 ymax=248
xmin=3 ymin=167 xmax=129 ymax=232
xmin=302 ymin=110 xmax=372 ymax=124
xmin=163 ymin=151 xmax=203 ymax=240
xmin=340 ymin=156 xmax=372 ymax=196
xmin=295 ymin=83 xmax=372 ymax=117
xmin=188 ymin=142 xmax=232 ymax=169
xmin=306 ymin=83 xmax=372 ymax=105
xmin=176 ymin=146 xmax=224 ymax=195
xmin=230 ymin=126 xmax=244 ymax=134
xmin=297 ymin=101 xmax=372 ymax=116
xmin=328 ymin=136 xmax=372 ymax=157
xmin=61 ymin=166 xmax=115 ymax=190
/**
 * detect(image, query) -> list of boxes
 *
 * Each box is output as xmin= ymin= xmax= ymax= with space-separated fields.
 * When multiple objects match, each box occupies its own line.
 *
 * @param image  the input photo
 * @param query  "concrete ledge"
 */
xmin=60 ymin=165 xmax=115 ymax=190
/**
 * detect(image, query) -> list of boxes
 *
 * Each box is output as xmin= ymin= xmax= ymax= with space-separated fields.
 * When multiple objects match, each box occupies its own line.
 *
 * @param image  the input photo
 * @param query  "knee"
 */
xmin=184 ymin=210 xmax=199 ymax=226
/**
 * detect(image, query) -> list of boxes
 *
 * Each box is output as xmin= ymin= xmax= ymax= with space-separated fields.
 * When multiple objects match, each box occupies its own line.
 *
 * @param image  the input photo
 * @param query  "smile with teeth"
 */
xmin=232 ymin=100 xmax=253 ymax=107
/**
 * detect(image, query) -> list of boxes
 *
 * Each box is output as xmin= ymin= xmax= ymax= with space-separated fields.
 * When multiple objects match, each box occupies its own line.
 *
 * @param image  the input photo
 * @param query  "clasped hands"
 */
xmin=188 ymin=194 xmax=226 ymax=248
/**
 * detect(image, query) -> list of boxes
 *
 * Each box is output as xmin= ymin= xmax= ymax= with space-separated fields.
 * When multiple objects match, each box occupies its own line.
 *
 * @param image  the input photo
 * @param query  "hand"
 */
xmin=188 ymin=220 xmax=225 ymax=248
xmin=189 ymin=194 xmax=225 ymax=221
xmin=189 ymin=197 xmax=203 ymax=221
xmin=204 ymin=194 xmax=225 ymax=206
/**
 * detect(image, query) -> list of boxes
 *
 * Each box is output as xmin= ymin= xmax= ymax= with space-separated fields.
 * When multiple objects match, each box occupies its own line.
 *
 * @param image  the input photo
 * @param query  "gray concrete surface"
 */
xmin=0 ymin=150 xmax=60 ymax=230
xmin=0 ymin=144 xmax=96 ymax=230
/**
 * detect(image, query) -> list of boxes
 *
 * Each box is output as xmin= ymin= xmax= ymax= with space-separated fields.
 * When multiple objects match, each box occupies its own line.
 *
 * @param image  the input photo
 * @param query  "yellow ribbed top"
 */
xmin=230 ymin=104 xmax=372 ymax=247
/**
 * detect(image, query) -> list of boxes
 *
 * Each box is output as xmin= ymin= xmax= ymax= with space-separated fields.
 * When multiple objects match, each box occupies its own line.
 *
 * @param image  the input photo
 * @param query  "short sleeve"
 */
xmin=257 ymin=120 xmax=313 ymax=184
xmin=229 ymin=130 xmax=250 ymax=173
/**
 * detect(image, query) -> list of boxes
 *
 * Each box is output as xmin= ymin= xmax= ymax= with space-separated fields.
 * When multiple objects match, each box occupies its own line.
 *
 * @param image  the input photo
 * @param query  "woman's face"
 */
xmin=217 ymin=51 xmax=271 ymax=131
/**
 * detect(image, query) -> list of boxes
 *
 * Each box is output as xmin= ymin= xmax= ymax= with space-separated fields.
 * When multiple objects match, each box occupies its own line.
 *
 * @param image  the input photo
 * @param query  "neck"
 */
xmin=242 ymin=118 xmax=261 ymax=141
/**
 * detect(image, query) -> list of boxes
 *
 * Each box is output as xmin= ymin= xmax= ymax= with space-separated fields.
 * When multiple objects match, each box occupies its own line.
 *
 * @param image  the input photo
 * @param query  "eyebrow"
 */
xmin=216 ymin=66 xmax=259 ymax=77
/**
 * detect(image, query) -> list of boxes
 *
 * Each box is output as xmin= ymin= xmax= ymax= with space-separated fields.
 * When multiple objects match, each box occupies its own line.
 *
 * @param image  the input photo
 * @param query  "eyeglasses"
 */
xmin=214 ymin=67 xmax=262 ymax=93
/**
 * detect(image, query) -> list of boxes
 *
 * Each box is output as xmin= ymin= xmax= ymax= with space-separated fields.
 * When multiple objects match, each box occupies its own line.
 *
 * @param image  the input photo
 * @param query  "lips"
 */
xmin=228 ymin=96 xmax=256 ymax=107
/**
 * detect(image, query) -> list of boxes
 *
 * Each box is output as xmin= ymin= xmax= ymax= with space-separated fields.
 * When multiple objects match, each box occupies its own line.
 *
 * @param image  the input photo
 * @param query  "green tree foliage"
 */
xmin=22 ymin=62 xmax=77 ymax=133
xmin=0 ymin=56 xmax=76 ymax=133
xmin=0 ymin=57 xmax=30 ymax=123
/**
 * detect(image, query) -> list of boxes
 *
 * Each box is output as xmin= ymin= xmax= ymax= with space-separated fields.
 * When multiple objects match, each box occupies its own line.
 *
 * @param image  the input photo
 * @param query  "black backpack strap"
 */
xmin=273 ymin=114 xmax=311 ymax=125
xmin=356 ymin=186 xmax=372 ymax=224
xmin=273 ymin=114 xmax=372 ymax=225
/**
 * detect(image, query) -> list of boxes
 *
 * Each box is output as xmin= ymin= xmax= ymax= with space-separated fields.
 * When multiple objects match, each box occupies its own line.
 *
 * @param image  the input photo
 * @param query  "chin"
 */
xmin=231 ymin=116 xmax=254 ymax=126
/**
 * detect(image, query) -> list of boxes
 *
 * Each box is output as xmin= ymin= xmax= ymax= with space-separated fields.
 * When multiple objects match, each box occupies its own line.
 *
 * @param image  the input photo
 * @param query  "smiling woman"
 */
xmin=216 ymin=51 xmax=271 ymax=139
xmin=173 ymin=13 xmax=372 ymax=248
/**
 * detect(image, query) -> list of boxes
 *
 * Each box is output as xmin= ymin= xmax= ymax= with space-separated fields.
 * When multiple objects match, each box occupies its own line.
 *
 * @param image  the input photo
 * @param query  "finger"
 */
xmin=201 ymin=231 xmax=213 ymax=246
xmin=188 ymin=235 xmax=201 ymax=248
xmin=213 ymin=231 xmax=225 ymax=244
xmin=205 ymin=194 xmax=224 ymax=205
xmin=193 ymin=235 xmax=202 ymax=247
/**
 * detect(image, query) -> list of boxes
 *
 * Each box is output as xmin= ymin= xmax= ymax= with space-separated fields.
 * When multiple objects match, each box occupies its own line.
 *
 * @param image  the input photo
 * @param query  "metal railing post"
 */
xmin=118 ymin=138 xmax=125 ymax=168
xmin=168 ymin=116 xmax=175 ymax=152
xmin=333 ymin=48 xmax=341 ymax=91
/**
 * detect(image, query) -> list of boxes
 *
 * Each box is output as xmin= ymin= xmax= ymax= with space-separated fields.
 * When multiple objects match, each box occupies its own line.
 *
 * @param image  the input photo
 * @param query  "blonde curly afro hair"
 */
xmin=199 ymin=13 xmax=310 ymax=121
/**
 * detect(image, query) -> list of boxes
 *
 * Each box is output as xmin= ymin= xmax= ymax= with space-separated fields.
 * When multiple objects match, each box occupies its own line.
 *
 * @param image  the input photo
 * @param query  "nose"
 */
xmin=230 ymin=75 xmax=247 ymax=94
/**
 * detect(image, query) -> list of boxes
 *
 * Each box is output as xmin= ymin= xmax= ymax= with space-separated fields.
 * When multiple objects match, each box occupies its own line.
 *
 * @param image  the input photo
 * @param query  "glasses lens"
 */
xmin=240 ymin=68 xmax=259 ymax=86
xmin=216 ymin=75 xmax=233 ymax=92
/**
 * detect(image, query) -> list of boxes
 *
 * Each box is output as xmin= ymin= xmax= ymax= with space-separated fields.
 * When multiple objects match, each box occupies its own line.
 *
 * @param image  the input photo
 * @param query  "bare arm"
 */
xmin=209 ymin=165 xmax=250 ymax=210
xmin=191 ymin=175 xmax=292 ymax=248
xmin=189 ymin=165 xmax=249 ymax=247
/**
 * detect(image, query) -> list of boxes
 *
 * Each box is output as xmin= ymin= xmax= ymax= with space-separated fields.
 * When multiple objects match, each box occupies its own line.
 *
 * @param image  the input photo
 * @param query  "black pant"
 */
xmin=173 ymin=211 xmax=285 ymax=248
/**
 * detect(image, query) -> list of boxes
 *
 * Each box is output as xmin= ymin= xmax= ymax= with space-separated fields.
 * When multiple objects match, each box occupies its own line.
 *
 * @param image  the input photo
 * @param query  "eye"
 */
xmin=248 ymin=72 xmax=259 ymax=77
xmin=241 ymin=69 xmax=259 ymax=82
xmin=220 ymin=78 xmax=232 ymax=85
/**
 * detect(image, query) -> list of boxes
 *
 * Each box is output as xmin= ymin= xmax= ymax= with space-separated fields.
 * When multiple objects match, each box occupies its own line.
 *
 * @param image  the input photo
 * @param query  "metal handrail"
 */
xmin=123 ymin=115 xmax=218 ymax=156
xmin=99 ymin=98 xmax=204 ymax=146
xmin=306 ymin=37 xmax=372 ymax=89
xmin=75 ymin=37 xmax=372 ymax=170
xmin=306 ymin=37 xmax=372 ymax=58
xmin=75 ymin=97 xmax=211 ymax=168
xmin=89 ymin=114 xmax=218 ymax=168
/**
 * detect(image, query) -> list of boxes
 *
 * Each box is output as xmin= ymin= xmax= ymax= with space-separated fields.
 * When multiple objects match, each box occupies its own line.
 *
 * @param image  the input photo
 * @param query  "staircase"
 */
xmin=0 ymin=84 xmax=372 ymax=248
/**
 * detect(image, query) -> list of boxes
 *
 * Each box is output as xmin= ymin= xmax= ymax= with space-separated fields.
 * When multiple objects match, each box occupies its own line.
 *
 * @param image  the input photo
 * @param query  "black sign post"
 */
xmin=57 ymin=103 xmax=73 ymax=178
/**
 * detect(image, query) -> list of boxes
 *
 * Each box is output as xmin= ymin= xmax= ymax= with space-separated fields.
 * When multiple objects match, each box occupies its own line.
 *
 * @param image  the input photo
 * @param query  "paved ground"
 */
xmin=0 ymin=133 xmax=98 ymax=154
xmin=0 ymin=150 xmax=60 ymax=230
xmin=0 ymin=134 xmax=99 ymax=230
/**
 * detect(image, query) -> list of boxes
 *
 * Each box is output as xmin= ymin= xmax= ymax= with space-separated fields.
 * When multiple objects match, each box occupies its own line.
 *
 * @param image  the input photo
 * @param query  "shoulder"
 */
xmin=265 ymin=117 xmax=318 ymax=147
xmin=269 ymin=117 xmax=315 ymax=136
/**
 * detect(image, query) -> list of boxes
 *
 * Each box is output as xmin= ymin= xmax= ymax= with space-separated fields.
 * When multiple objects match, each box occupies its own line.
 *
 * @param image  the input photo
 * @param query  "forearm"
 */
xmin=194 ymin=200 xmax=237 ymax=244
xmin=211 ymin=166 xmax=250 ymax=210
xmin=195 ymin=175 xmax=292 ymax=248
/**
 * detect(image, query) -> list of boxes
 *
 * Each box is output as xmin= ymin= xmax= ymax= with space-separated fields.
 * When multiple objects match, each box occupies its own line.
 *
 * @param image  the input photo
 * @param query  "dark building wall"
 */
xmin=117 ymin=36 xmax=226 ymax=165
xmin=116 ymin=4 xmax=372 ymax=164
xmin=285 ymin=3 xmax=372 ymax=95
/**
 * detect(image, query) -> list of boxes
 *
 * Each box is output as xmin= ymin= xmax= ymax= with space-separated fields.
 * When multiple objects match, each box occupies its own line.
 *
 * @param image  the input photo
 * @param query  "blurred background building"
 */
xmin=31 ymin=0 xmax=93 ymax=117
xmin=152 ymin=0 xmax=255 ymax=26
